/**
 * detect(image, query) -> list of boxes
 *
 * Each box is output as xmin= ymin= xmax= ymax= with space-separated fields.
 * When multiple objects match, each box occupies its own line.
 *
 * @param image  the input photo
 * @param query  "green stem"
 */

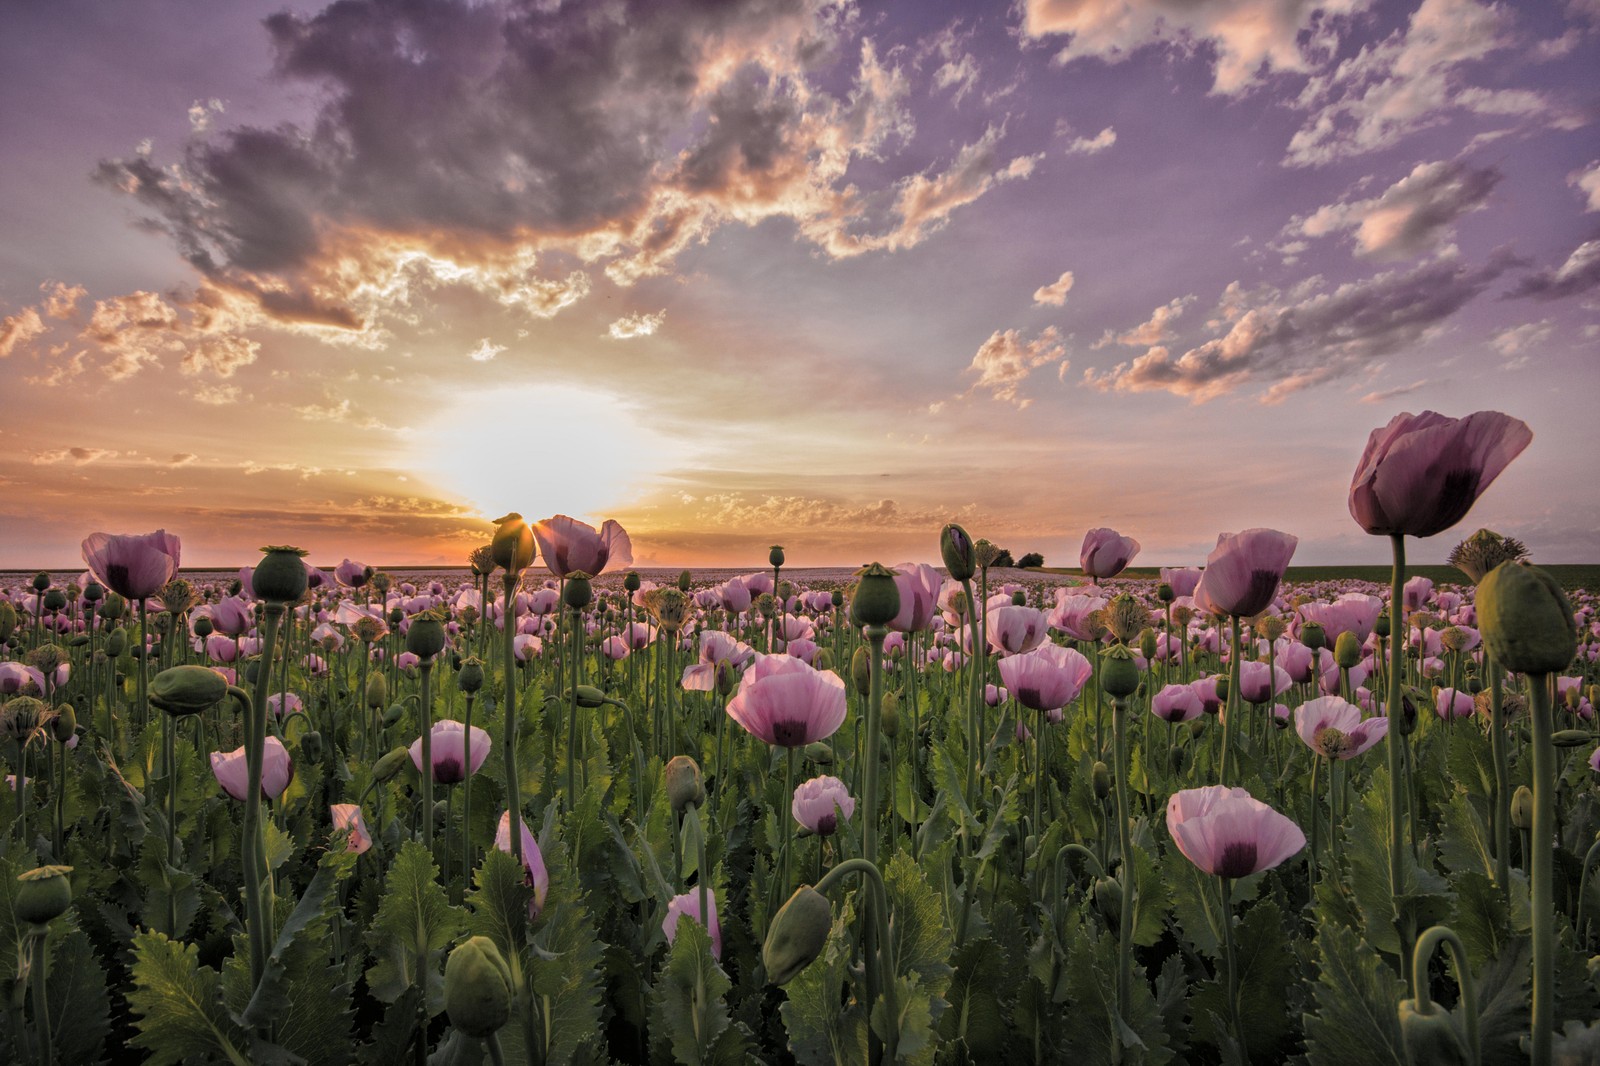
xmin=28 ymin=928 xmax=52 ymax=1066
xmin=1489 ymin=661 xmax=1511 ymax=894
xmin=1112 ymin=695 xmax=1135 ymax=1028
xmin=1219 ymin=876 xmax=1243 ymax=1055
xmin=501 ymin=575 xmax=523 ymax=863
xmin=419 ymin=660 xmax=434 ymax=852
xmin=1530 ymin=673 xmax=1556 ymax=1066
xmin=812 ymin=857 xmax=898 ymax=1066
xmin=1410 ymin=925 xmax=1481 ymax=1066
xmin=1219 ymin=615 xmax=1242 ymax=786
xmin=1386 ymin=534 xmax=1414 ymax=985
xmin=245 ymin=607 xmax=282 ymax=1000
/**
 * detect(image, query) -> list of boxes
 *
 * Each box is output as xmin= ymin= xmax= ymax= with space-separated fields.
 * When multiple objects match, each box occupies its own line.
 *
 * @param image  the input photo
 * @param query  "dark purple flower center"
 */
xmin=772 ymin=716 xmax=809 ymax=747
xmin=1215 ymin=840 xmax=1259 ymax=879
xmin=815 ymin=813 xmax=837 ymax=836
xmin=1424 ymin=467 xmax=1483 ymax=536
xmin=1236 ymin=569 xmax=1281 ymax=617
xmin=433 ymin=756 xmax=465 ymax=784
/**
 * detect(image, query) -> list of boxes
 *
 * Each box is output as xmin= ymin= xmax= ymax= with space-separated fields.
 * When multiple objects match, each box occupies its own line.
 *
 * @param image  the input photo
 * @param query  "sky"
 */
xmin=1 ymin=0 xmax=1597 ymax=571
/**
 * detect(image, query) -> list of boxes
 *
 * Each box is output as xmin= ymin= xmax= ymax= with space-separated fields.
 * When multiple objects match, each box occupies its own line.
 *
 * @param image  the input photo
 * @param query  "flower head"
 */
xmin=1349 ymin=410 xmax=1531 ymax=539
xmin=532 ymin=515 xmax=632 ymax=578
xmin=1166 ymin=785 xmax=1305 ymax=878
xmin=996 ymin=643 xmax=1093 ymax=713
xmin=1193 ymin=529 xmax=1298 ymax=620
xmin=663 ymin=888 xmax=722 ymax=959
xmin=791 ymin=775 xmax=855 ymax=836
xmin=1293 ymin=696 xmax=1388 ymax=759
xmin=80 ymin=530 xmax=182 ymax=601
xmin=726 ymin=655 xmax=847 ymax=748
xmin=411 ymin=719 xmax=492 ymax=784
xmin=1080 ymin=528 xmax=1140 ymax=581
xmin=495 ymin=811 xmax=549 ymax=918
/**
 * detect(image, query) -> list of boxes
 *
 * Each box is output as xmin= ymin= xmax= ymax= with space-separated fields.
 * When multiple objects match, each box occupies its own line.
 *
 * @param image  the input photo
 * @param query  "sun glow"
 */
xmin=410 ymin=383 xmax=683 ymax=525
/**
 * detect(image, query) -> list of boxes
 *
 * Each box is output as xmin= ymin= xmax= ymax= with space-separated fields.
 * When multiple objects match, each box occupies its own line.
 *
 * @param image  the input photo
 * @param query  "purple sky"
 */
xmin=1 ymin=0 xmax=1596 ymax=570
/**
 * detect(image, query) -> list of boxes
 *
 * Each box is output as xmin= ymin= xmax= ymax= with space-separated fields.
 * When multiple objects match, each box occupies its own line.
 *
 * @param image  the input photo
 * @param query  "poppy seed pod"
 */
xmin=15 ymin=865 xmax=73 ymax=925
xmin=763 ymin=885 xmax=831 ymax=985
xmin=1477 ymin=561 xmax=1577 ymax=676
xmin=830 ymin=589 xmax=843 ymax=608
xmin=51 ymin=703 xmax=77 ymax=743
xmin=850 ymin=563 xmax=901 ymax=629
xmin=664 ymin=755 xmax=705 ymax=813
xmin=1100 ymin=645 xmax=1140 ymax=698
xmin=83 ymin=581 xmax=104 ymax=604
xmin=1550 ymin=730 xmax=1591 ymax=748
xmin=1157 ymin=583 xmax=1174 ymax=603
xmin=1091 ymin=761 xmax=1113 ymax=800
xmin=770 ymin=545 xmax=785 ymax=569
xmin=444 ymin=936 xmax=513 ymax=1038
xmin=253 ymin=546 xmax=310 ymax=604
xmin=941 ymin=524 xmax=976 ymax=581
xmin=193 ymin=615 xmax=214 ymax=638
xmin=42 ymin=588 xmax=67 ymax=613
xmin=32 ymin=572 xmax=50 ymax=593
xmin=490 ymin=513 xmax=535 ymax=574
xmin=1300 ymin=620 xmax=1327 ymax=650
xmin=406 ymin=614 xmax=447 ymax=660
xmin=149 ymin=664 xmax=228 ymax=717
xmin=100 ymin=593 xmax=126 ymax=621
xmin=1374 ymin=613 xmax=1391 ymax=639
xmin=1333 ymin=631 xmax=1363 ymax=670
xmin=677 ymin=569 xmax=692 ymax=592
xmin=563 ymin=573 xmax=593 ymax=611
xmin=457 ymin=657 xmax=485 ymax=695
xmin=624 ymin=571 xmax=641 ymax=593
xmin=371 ymin=746 xmax=411 ymax=783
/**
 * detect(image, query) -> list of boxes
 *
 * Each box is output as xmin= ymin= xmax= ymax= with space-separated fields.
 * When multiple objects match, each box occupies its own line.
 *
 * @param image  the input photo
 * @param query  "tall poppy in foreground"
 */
xmin=532 ymin=515 xmax=633 ymax=578
xmin=1080 ymin=527 xmax=1140 ymax=582
xmin=1348 ymin=409 xmax=1530 ymax=990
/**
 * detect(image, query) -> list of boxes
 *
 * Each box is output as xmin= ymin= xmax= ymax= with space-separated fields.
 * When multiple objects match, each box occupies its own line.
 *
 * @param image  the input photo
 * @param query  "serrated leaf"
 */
xmin=1190 ymin=898 xmax=1294 ymax=1059
xmin=778 ymin=909 xmax=866 ymax=1066
xmin=365 ymin=839 xmax=465 ymax=1009
xmin=1473 ymin=936 xmax=1531 ymax=1066
xmin=1055 ymin=919 xmax=1173 ymax=1065
xmin=518 ymin=815 xmax=605 ymax=1066
xmin=127 ymin=929 xmax=253 ymax=1066
xmin=46 ymin=922 xmax=112 ymax=1064
xmin=242 ymin=844 xmax=357 ymax=1029
xmin=649 ymin=916 xmax=731 ymax=1066
xmin=1302 ymin=922 xmax=1407 ymax=1066
xmin=937 ymin=937 xmax=1010 ymax=1058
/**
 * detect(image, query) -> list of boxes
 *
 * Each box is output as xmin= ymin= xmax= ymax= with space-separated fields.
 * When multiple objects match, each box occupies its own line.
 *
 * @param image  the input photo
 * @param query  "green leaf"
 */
xmin=1054 ymin=919 xmax=1173 ymax=1065
xmin=883 ymin=850 xmax=953 ymax=995
xmin=1302 ymin=922 xmax=1407 ymax=1066
xmin=779 ymin=908 xmax=867 ymax=1066
xmin=1190 ymin=898 xmax=1295 ymax=1059
xmin=46 ymin=921 xmax=112 ymax=1064
xmin=516 ymin=814 xmax=606 ymax=1066
xmin=649 ymin=916 xmax=731 ymax=1066
xmin=242 ymin=843 xmax=356 ymax=1029
xmin=464 ymin=849 xmax=532 ymax=978
xmin=365 ymin=839 xmax=465 ymax=1010
xmin=1473 ymin=936 xmax=1531 ymax=1066
xmin=1126 ymin=818 xmax=1170 ymax=949
xmin=127 ymin=929 xmax=252 ymax=1066
xmin=937 ymin=937 xmax=1011 ymax=1058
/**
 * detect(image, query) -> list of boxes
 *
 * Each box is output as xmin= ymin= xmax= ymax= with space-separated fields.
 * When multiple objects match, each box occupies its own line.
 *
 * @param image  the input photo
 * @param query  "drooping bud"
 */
xmin=763 ymin=886 xmax=832 ymax=985
xmin=1092 ymin=875 xmax=1122 ymax=926
xmin=677 ymin=570 xmax=692 ymax=592
xmin=51 ymin=703 xmax=77 ymax=743
xmin=301 ymin=731 xmax=324 ymax=764
xmin=940 ymin=524 xmax=976 ymax=582
xmin=813 ymin=648 xmax=834 ymax=673
xmin=1091 ymin=761 xmax=1112 ymax=800
xmin=879 ymin=689 xmax=899 ymax=739
xmin=149 ymin=664 xmax=228 ymax=717
xmin=371 ymin=746 xmax=411 ymax=782
xmin=803 ymin=741 xmax=834 ymax=766
xmin=1477 ymin=561 xmax=1577 ymax=676
xmin=1511 ymin=785 xmax=1534 ymax=830
xmin=1397 ymin=1000 xmax=1470 ymax=1065
xmin=444 ymin=936 xmax=513 ymax=1038
xmin=665 ymin=755 xmax=705 ymax=813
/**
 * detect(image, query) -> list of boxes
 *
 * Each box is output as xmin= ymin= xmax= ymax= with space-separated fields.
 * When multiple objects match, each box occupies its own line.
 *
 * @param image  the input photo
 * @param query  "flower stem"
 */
xmin=1530 ymin=673 xmax=1556 ymax=1066
xmin=1219 ymin=615 xmax=1242 ymax=786
xmin=501 ymin=575 xmax=523 ymax=863
xmin=419 ymin=660 xmax=434 ymax=853
xmin=1386 ymin=533 xmax=1415 ymax=985
xmin=1219 ymin=875 xmax=1243 ymax=1053
xmin=1410 ymin=925 xmax=1481 ymax=1066
xmin=1112 ymin=695 xmax=1135 ymax=1028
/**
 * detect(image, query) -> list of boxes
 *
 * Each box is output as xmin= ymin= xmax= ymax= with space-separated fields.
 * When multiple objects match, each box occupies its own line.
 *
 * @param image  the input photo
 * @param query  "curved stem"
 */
xmin=1410 ymin=925 xmax=1481 ymax=1066
xmin=812 ymin=857 xmax=899 ymax=1066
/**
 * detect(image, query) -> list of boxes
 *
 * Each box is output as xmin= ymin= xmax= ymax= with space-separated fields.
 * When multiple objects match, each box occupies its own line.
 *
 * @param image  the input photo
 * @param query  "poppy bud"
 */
xmin=1092 ymin=875 xmax=1122 ymax=926
xmin=406 ymin=614 xmax=447 ymax=660
xmin=850 ymin=563 xmax=901 ymax=629
xmin=830 ymin=590 xmax=843 ymax=609
xmin=100 ymin=593 xmax=126 ymax=621
xmin=850 ymin=646 xmax=872 ymax=697
xmin=107 ymin=627 xmax=128 ymax=657
xmin=1091 ymin=761 xmax=1112 ymax=801
xmin=254 ymin=546 xmax=310 ymax=605
xmin=366 ymin=673 xmax=388 ymax=709
xmin=1551 ymin=730 xmax=1592 ymax=748
xmin=15 ymin=865 xmax=73 ymax=925
xmin=149 ymin=664 xmax=228 ymax=717
xmin=624 ymin=571 xmax=641 ymax=593
xmin=31 ymin=572 xmax=50 ymax=593
xmin=769 ymin=545 xmax=785 ymax=569
xmin=804 ymin=742 xmax=834 ymax=766
xmin=567 ymin=685 xmax=609 ymax=708
xmin=1374 ymin=613 xmax=1391 ymax=639
xmin=490 ymin=513 xmax=535 ymax=574
xmin=1100 ymin=645 xmax=1140 ymax=698
xmin=563 ymin=573 xmax=593 ymax=611
xmin=941 ymin=524 xmax=976 ymax=582
xmin=1300 ymin=620 xmax=1326 ymax=650
xmin=665 ymin=755 xmax=705 ymax=813
xmin=813 ymin=648 xmax=834 ymax=673
xmin=457 ymin=658 xmax=485 ymax=695
xmin=1511 ymin=785 xmax=1534 ymax=830
xmin=763 ymin=886 xmax=831 ymax=985
xmin=301 ymin=731 xmax=323 ymax=764
xmin=880 ymin=690 xmax=899 ymax=739
xmin=372 ymin=746 xmax=410 ymax=782
xmin=1334 ymin=632 xmax=1362 ymax=670
xmin=383 ymin=703 xmax=406 ymax=729
xmin=1140 ymin=628 xmax=1158 ymax=662
xmin=1157 ymin=583 xmax=1174 ymax=603
xmin=51 ymin=704 xmax=77 ymax=743
xmin=677 ymin=570 xmax=692 ymax=592
xmin=1397 ymin=1000 xmax=1469 ymax=1065
xmin=444 ymin=936 xmax=513 ymax=1038
xmin=1477 ymin=561 xmax=1577 ymax=676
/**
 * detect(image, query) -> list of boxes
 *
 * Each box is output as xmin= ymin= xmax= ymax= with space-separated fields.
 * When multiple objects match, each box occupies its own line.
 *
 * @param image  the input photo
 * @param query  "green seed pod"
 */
xmin=677 ymin=569 xmax=692 ymax=592
xmin=444 ymin=936 xmax=513 ymax=1038
xmin=1477 ymin=561 xmax=1578 ymax=676
xmin=0 ymin=602 xmax=14 ymax=642
xmin=456 ymin=657 xmax=485 ymax=695
xmin=664 ymin=755 xmax=705 ymax=813
xmin=1213 ymin=676 xmax=1230 ymax=703
xmin=31 ymin=572 xmax=50 ymax=593
xmin=1300 ymin=620 xmax=1326 ymax=651
xmin=193 ymin=614 xmax=214 ymax=638
xmin=849 ymin=563 xmax=901 ymax=629
xmin=1011 ymin=591 xmax=1026 ymax=607
xmin=1333 ymin=631 xmax=1363 ymax=670
xmin=940 ymin=524 xmax=976 ymax=582
xmin=383 ymin=703 xmax=407 ymax=729
xmin=372 ymin=746 xmax=411 ymax=783
xmin=1551 ymin=730 xmax=1592 ymax=748
xmin=1397 ymin=1000 xmax=1469 ymax=1065
xmin=149 ymin=664 xmax=228 ymax=717
xmin=1100 ymin=645 xmax=1140 ymax=699
xmin=366 ymin=672 xmax=388 ymax=710
xmin=1140 ymin=628 xmax=1158 ymax=663
xmin=830 ymin=589 xmax=843 ymax=609
xmin=106 ymin=627 xmax=128 ymax=657
xmin=490 ymin=513 xmax=535 ymax=573
xmin=68 ymin=634 xmax=90 ymax=649
xmin=624 ymin=571 xmax=641 ymax=593
xmin=1157 ymin=583 xmax=1174 ymax=603
xmin=769 ymin=545 xmax=785 ymax=569
xmin=254 ymin=546 xmax=310 ymax=605
xmin=1374 ymin=612 xmax=1391 ymax=640
xmin=1092 ymin=875 xmax=1122 ymax=926
xmin=42 ymin=588 xmax=67 ymax=612
xmin=563 ymin=573 xmax=593 ymax=611
xmin=1511 ymin=785 xmax=1534 ymax=831
xmin=763 ymin=885 xmax=831 ymax=985
xmin=99 ymin=592 xmax=126 ymax=621
xmin=879 ymin=689 xmax=899 ymax=739
xmin=803 ymin=741 xmax=834 ymax=766
xmin=51 ymin=703 xmax=77 ymax=743
xmin=406 ymin=613 xmax=447 ymax=660
xmin=813 ymin=648 xmax=835 ymax=673
xmin=850 ymin=646 xmax=872 ymax=698
xmin=15 ymin=865 xmax=73 ymax=925
xmin=1091 ymin=761 xmax=1112 ymax=801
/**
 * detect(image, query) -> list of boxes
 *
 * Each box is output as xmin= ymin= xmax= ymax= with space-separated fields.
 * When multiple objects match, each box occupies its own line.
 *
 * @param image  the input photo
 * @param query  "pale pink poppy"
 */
xmin=725 ymin=654 xmax=847 ymax=748
xmin=1166 ymin=785 xmax=1306 ymax=878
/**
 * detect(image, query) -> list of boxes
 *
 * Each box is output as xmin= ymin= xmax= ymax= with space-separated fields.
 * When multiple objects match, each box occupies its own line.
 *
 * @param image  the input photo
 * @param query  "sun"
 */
xmin=408 ymin=382 xmax=683 ymax=525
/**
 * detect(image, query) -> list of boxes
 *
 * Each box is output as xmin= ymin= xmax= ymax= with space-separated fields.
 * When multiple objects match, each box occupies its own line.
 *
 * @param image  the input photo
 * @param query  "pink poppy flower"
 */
xmin=1238 ymin=661 xmax=1292 ymax=704
xmin=1080 ymin=528 xmax=1140 ymax=582
xmin=1152 ymin=683 xmax=1204 ymax=723
xmin=266 ymin=692 xmax=303 ymax=717
xmin=725 ymin=654 xmax=847 ymax=748
xmin=1349 ymin=410 xmax=1532 ymax=538
xmin=335 ymin=559 xmax=372 ymax=589
xmin=1299 ymin=594 xmax=1384 ymax=643
xmin=997 ymin=643 xmax=1093 ymax=713
xmin=80 ymin=529 xmax=182 ymax=601
xmin=1191 ymin=676 xmax=1225 ymax=716
xmin=211 ymin=736 xmax=293 ymax=801
xmin=986 ymin=605 xmax=1049 ymax=656
xmin=411 ymin=719 xmax=491 ymax=784
xmin=1048 ymin=593 xmax=1108 ymax=641
xmin=890 ymin=563 xmax=943 ymax=633
xmin=330 ymin=803 xmax=372 ymax=855
xmin=984 ymin=683 xmax=1007 ymax=707
xmin=1193 ymin=529 xmax=1298 ymax=620
xmin=495 ymin=811 xmax=549 ymax=918
xmin=1435 ymin=688 xmax=1474 ymax=720
xmin=532 ymin=515 xmax=632 ymax=578
xmin=663 ymin=888 xmax=721 ymax=959
xmin=682 ymin=631 xmax=756 ymax=691
xmin=1160 ymin=567 xmax=1203 ymax=599
xmin=1294 ymin=696 xmax=1388 ymax=759
xmin=791 ymin=775 xmax=855 ymax=836
xmin=1166 ymin=785 xmax=1306 ymax=878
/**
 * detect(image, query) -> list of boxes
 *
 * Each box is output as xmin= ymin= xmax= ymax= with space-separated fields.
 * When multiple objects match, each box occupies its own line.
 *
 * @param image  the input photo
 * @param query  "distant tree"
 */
xmin=1017 ymin=552 xmax=1044 ymax=569
xmin=992 ymin=549 xmax=1015 ymax=568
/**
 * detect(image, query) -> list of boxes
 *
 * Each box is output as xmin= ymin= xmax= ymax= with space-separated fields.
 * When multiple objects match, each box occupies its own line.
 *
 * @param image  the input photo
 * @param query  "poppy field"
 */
xmin=2 ymin=408 xmax=1597 ymax=1065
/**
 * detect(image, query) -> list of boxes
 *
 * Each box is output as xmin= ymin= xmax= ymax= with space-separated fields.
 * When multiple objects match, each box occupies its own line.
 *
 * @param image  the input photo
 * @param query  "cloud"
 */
xmin=1490 ymin=319 xmax=1554 ymax=361
xmin=1286 ymin=0 xmax=1577 ymax=166
xmin=1360 ymin=379 xmax=1429 ymax=403
xmin=927 ymin=25 xmax=982 ymax=102
xmin=1573 ymin=161 xmax=1600 ymax=212
xmin=1288 ymin=160 xmax=1500 ymax=259
xmin=607 ymin=310 xmax=666 ymax=339
xmin=292 ymin=398 xmax=400 ymax=432
xmin=169 ymin=453 xmax=199 ymax=466
xmin=31 ymin=446 xmax=119 ymax=466
xmin=40 ymin=282 xmax=86 ymax=320
xmin=193 ymin=383 xmax=241 ymax=405
xmin=1062 ymin=127 xmax=1116 ymax=155
xmin=188 ymin=98 xmax=225 ymax=134
xmin=1507 ymin=239 xmax=1600 ymax=301
xmin=1096 ymin=295 xmax=1193 ymax=347
xmin=965 ymin=325 xmax=1068 ymax=406
xmin=1082 ymin=251 xmax=1513 ymax=402
xmin=0 ymin=307 xmax=45 ymax=359
xmin=467 ymin=338 xmax=505 ymax=362
xmin=1022 ymin=0 xmax=1363 ymax=94
xmin=1033 ymin=270 xmax=1075 ymax=306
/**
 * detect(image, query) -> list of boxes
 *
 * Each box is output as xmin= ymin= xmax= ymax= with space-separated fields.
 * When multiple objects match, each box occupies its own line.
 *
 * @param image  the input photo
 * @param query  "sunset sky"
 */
xmin=2 ymin=0 xmax=1596 ymax=571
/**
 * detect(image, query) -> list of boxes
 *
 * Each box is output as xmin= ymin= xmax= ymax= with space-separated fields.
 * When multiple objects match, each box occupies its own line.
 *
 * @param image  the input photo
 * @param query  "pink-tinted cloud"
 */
xmin=1288 ymin=159 xmax=1500 ymax=259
